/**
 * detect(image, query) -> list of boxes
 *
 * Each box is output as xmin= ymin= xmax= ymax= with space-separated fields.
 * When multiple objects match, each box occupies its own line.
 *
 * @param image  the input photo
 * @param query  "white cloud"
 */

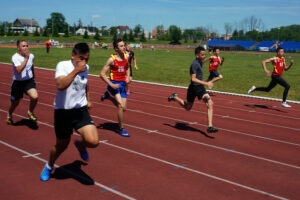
xmin=91 ymin=14 xmax=102 ymax=18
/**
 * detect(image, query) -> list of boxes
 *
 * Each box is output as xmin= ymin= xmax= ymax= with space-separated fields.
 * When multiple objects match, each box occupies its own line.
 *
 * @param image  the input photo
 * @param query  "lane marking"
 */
xmin=22 ymin=153 xmax=41 ymax=158
xmin=0 ymin=140 xmax=136 ymax=200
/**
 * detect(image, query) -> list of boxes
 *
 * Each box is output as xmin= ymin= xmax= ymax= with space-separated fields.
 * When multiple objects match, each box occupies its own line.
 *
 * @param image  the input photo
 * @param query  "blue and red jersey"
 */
xmin=272 ymin=56 xmax=285 ymax=77
xmin=110 ymin=54 xmax=128 ymax=82
xmin=209 ymin=56 xmax=221 ymax=71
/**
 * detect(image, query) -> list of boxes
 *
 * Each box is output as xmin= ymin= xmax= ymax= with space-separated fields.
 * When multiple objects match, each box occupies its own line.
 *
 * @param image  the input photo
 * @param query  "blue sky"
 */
xmin=1 ymin=0 xmax=299 ymax=34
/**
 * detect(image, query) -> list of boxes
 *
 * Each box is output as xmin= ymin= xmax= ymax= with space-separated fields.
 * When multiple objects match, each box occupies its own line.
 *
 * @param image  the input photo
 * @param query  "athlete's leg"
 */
xmin=211 ymin=74 xmax=223 ymax=83
xmin=202 ymin=94 xmax=213 ymax=127
xmin=173 ymin=96 xmax=193 ymax=111
xmin=8 ymin=100 xmax=20 ymax=116
xmin=48 ymin=137 xmax=71 ymax=167
xmin=255 ymin=78 xmax=277 ymax=92
xmin=276 ymin=76 xmax=290 ymax=102
xmin=27 ymin=88 xmax=38 ymax=113
xmin=114 ymin=93 xmax=126 ymax=129
xmin=76 ymin=124 xmax=99 ymax=148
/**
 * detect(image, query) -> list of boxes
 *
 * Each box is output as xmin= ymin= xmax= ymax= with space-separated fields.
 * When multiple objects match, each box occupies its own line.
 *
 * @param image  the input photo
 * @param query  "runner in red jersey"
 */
xmin=248 ymin=47 xmax=294 ymax=108
xmin=100 ymin=39 xmax=131 ymax=136
xmin=204 ymin=48 xmax=224 ymax=87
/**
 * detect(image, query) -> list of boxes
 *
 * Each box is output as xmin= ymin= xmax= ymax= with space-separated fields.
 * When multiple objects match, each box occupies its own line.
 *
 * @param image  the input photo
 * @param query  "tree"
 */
xmin=156 ymin=25 xmax=165 ymax=40
xmin=53 ymin=26 xmax=59 ymax=37
xmin=122 ymin=32 xmax=128 ymax=41
xmin=129 ymin=29 xmax=135 ymax=42
xmin=14 ymin=31 xmax=20 ymax=36
xmin=168 ymin=25 xmax=181 ymax=44
xmin=140 ymin=30 xmax=146 ymax=42
xmin=46 ymin=12 xmax=66 ymax=35
xmin=83 ymin=29 xmax=89 ymax=39
xmin=42 ymin=27 xmax=49 ymax=37
xmin=23 ymin=29 xmax=29 ymax=36
xmin=134 ymin=24 xmax=142 ymax=37
xmin=63 ymin=24 xmax=69 ymax=37
xmin=33 ymin=27 xmax=40 ymax=36
xmin=0 ymin=25 xmax=5 ymax=36
xmin=224 ymin=23 xmax=232 ymax=36
xmin=7 ymin=28 xmax=13 ymax=36
xmin=94 ymin=29 xmax=101 ymax=40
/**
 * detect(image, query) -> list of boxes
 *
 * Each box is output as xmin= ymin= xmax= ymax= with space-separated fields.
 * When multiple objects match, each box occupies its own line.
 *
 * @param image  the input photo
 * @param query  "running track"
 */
xmin=0 ymin=63 xmax=299 ymax=200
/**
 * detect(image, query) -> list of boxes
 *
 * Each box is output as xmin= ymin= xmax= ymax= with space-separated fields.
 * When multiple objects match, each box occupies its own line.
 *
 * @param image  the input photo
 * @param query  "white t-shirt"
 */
xmin=54 ymin=60 xmax=89 ymax=110
xmin=12 ymin=53 xmax=34 ymax=81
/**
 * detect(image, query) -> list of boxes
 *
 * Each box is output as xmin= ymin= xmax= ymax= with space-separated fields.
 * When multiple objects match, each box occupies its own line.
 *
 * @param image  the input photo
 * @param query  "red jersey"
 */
xmin=272 ymin=57 xmax=285 ymax=77
xmin=110 ymin=54 xmax=128 ymax=82
xmin=209 ymin=56 xmax=221 ymax=71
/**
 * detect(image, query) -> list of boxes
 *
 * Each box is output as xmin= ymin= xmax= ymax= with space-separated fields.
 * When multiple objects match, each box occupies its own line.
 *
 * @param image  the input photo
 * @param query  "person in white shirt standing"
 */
xmin=40 ymin=43 xmax=99 ymax=181
xmin=7 ymin=39 xmax=38 ymax=124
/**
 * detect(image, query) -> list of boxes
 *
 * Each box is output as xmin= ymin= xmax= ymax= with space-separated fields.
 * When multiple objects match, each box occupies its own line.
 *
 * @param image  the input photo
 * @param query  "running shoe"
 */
xmin=40 ymin=163 xmax=53 ymax=181
xmin=248 ymin=86 xmax=256 ymax=94
xmin=28 ymin=111 xmax=37 ymax=121
xmin=101 ymin=91 xmax=109 ymax=102
xmin=168 ymin=93 xmax=178 ymax=101
xmin=207 ymin=126 xmax=218 ymax=133
xmin=74 ymin=140 xmax=89 ymax=161
xmin=118 ymin=128 xmax=130 ymax=137
xmin=281 ymin=102 xmax=291 ymax=108
xmin=6 ymin=116 xmax=13 ymax=125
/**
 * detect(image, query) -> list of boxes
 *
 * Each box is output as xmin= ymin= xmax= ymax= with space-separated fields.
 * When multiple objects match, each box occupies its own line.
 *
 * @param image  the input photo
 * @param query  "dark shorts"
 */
xmin=187 ymin=84 xmax=208 ymax=103
xmin=10 ymin=78 xmax=36 ymax=101
xmin=107 ymin=80 xmax=127 ymax=98
xmin=54 ymin=106 xmax=95 ymax=139
xmin=208 ymin=70 xmax=220 ymax=81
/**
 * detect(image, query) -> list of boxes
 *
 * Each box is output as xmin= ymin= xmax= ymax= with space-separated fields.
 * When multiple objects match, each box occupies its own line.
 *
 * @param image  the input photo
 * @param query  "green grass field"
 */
xmin=0 ymin=47 xmax=299 ymax=101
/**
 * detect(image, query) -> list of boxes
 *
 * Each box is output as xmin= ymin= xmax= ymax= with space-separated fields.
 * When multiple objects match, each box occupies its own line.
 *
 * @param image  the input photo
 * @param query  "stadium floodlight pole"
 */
xmin=277 ymin=27 xmax=280 ymax=41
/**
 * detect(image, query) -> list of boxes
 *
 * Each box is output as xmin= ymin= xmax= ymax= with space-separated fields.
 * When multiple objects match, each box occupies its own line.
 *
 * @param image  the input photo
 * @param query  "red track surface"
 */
xmin=0 ymin=63 xmax=299 ymax=200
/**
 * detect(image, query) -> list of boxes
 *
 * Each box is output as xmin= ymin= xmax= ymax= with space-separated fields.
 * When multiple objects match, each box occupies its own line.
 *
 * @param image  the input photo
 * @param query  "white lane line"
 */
xmin=0 ymin=118 xmax=290 ymax=200
xmin=102 ymin=141 xmax=289 ymax=200
xmin=22 ymin=153 xmax=41 ymax=158
xmin=1 ymin=93 xmax=300 ymax=169
xmin=0 ymin=89 xmax=299 ymax=148
xmin=0 ymin=65 xmax=300 ymax=119
xmin=0 ymin=140 xmax=136 ymax=200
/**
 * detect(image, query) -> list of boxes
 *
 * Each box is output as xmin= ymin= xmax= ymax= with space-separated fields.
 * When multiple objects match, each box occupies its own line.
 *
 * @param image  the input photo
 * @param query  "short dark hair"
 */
xmin=72 ymin=43 xmax=90 ymax=55
xmin=213 ymin=47 xmax=219 ymax=52
xmin=276 ymin=47 xmax=284 ymax=53
xmin=113 ymin=38 xmax=123 ymax=49
xmin=17 ymin=39 xmax=27 ymax=47
xmin=195 ymin=46 xmax=205 ymax=55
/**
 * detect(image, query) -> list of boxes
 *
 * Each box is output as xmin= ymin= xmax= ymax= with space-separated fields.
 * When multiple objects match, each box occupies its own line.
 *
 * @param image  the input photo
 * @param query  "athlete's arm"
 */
xmin=56 ymin=59 xmax=86 ymax=90
xmin=32 ymin=64 xmax=35 ymax=78
xmin=100 ymin=57 xmax=120 ymax=89
xmin=126 ymin=66 xmax=130 ymax=84
xmin=202 ymin=57 xmax=211 ymax=64
xmin=261 ymin=57 xmax=275 ymax=76
xmin=220 ymin=57 xmax=225 ymax=66
xmin=284 ymin=59 xmax=294 ymax=71
xmin=15 ymin=52 xmax=30 ymax=74
xmin=191 ymin=74 xmax=213 ymax=88
xmin=86 ymin=83 xmax=92 ymax=109
xmin=133 ymin=56 xmax=138 ymax=70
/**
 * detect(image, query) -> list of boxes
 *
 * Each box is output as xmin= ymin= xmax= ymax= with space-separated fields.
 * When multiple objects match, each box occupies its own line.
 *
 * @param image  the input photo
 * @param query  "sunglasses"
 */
xmin=22 ymin=45 xmax=29 ymax=47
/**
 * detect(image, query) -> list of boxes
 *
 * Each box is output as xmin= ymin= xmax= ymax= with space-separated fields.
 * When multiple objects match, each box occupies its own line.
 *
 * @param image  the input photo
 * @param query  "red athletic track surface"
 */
xmin=0 ymin=63 xmax=299 ymax=200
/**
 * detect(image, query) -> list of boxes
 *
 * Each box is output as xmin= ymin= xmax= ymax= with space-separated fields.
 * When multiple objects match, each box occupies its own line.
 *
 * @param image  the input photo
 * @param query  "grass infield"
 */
xmin=0 ymin=47 xmax=299 ymax=101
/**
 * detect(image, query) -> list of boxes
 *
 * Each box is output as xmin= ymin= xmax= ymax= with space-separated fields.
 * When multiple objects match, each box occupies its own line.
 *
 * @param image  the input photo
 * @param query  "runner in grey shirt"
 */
xmin=168 ymin=46 xmax=218 ymax=133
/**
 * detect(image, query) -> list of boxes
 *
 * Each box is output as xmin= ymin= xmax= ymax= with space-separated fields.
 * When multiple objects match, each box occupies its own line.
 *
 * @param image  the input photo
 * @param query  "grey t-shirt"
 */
xmin=190 ymin=59 xmax=203 ymax=85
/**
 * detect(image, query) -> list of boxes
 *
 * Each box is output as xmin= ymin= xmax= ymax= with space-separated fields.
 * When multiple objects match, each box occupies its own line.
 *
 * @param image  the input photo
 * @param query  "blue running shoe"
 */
xmin=101 ymin=91 xmax=109 ymax=102
xmin=74 ymin=140 xmax=89 ymax=161
xmin=40 ymin=163 xmax=53 ymax=181
xmin=118 ymin=128 xmax=130 ymax=137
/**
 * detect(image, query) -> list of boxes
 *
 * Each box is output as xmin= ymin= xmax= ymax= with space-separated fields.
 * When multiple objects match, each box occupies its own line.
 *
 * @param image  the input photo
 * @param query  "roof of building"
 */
xmin=13 ymin=18 xmax=39 ymax=27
